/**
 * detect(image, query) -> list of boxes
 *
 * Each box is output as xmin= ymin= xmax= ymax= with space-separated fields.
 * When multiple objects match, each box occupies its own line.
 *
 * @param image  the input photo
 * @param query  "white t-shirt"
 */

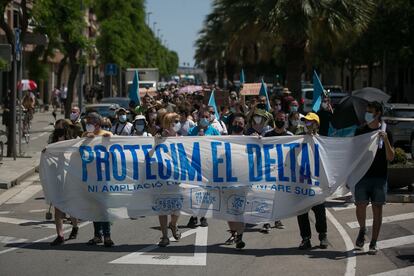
xmin=211 ymin=119 xmax=228 ymax=135
xmin=179 ymin=119 xmax=196 ymax=136
xmin=111 ymin=122 xmax=133 ymax=136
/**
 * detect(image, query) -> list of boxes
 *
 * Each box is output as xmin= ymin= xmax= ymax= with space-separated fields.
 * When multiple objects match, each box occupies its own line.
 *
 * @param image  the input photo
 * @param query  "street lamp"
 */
xmin=146 ymin=12 xmax=152 ymax=26
xmin=153 ymin=22 xmax=157 ymax=33
xmin=157 ymin=29 xmax=160 ymax=38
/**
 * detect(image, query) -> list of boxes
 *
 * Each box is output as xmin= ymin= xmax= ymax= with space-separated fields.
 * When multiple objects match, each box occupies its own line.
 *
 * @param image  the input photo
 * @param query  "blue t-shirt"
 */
xmin=188 ymin=125 xmax=220 ymax=136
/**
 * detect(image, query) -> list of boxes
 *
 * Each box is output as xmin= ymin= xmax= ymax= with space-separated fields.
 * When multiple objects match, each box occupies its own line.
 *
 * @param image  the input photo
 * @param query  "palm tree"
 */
xmin=196 ymin=0 xmax=375 ymax=99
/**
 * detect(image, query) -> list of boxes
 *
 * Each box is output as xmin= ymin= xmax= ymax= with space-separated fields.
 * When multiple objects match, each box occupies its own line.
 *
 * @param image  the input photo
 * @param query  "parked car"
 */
xmin=84 ymin=103 xmax=120 ymax=119
xmin=324 ymin=85 xmax=343 ymax=94
xmin=100 ymin=97 xmax=130 ymax=109
xmin=383 ymin=103 xmax=414 ymax=152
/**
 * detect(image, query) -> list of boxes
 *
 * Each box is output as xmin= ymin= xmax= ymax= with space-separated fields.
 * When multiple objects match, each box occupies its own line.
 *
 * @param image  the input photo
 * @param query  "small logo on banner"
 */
xmin=250 ymin=198 xmax=273 ymax=219
xmin=152 ymin=195 xmax=183 ymax=212
xmin=190 ymin=188 xmax=221 ymax=211
xmin=227 ymin=195 xmax=246 ymax=215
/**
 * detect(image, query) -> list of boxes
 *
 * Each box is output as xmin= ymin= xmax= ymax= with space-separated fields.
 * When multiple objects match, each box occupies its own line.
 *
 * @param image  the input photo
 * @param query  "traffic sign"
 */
xmin=105 ymin=63 xmax=118 ymax=76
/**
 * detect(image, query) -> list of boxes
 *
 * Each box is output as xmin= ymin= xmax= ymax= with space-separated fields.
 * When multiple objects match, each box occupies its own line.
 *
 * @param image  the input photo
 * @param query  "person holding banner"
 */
xmin=130 ymin=115 xmax=152 ymax=137
xmin=245 ymin=108 xmax=272 ymax=136
xmin=354 ymin=101 xmax=394 ymax=255
xmin=259 ymin=111 xmax=293 ymax=233
xmin=158 ymin=112 xmax=182 ymax=247
xmin=82 ymin=112 xmax=115 ymax=247
xmin=48 ymin=119 xmax=80 ymax=246
xmin=224 ymin=113 xmax=247 ymax=249
xmin=187 ymin=109 xmax=220 ymax=228
xmin=297 ymin=113 xmax=329 ymax=250
xmin=111 ymin=108 xmax=133 ymax=136
xmin=208 ymin=105 xmax=228 ymax=135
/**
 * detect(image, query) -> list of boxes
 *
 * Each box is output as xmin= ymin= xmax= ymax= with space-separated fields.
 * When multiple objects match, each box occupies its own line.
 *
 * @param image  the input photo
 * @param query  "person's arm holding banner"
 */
xmin=378 ymin=130 xmax=394 ymax=161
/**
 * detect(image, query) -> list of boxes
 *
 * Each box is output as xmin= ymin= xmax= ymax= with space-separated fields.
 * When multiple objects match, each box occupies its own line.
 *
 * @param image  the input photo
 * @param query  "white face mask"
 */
xmin=119 ymin=115 xmax=127 ymax=123
xmin=172 ymin=122 xmax=181 ymax=133
xmin=86 ymin=124 xmax=95 ymax=133
xmin=70 ymin=112 xmax=79 ymax=121
xmin=321 ymin=102 xmax=328 ymax=110
xmin=291 ymin=120 xmax=299 ymax=127
xmin=253 ymin=116 xmax=262 ymax=125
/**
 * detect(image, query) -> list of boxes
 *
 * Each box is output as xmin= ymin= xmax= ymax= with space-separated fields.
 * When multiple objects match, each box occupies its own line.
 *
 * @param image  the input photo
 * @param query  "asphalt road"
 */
xmin=0 ymin=110 xmax=413 ymax=276
xmin=0 ymin=173 xmax=413 ymax=276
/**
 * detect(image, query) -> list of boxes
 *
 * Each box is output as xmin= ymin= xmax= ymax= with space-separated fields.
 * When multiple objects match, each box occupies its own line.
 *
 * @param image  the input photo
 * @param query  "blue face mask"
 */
xmin=365 ymin=112 xmax=375 ymax=123
xmin=199 ymin=118 xmax=209 ymax=127
xmin=290 ymin=106 xmax=298 ymax=112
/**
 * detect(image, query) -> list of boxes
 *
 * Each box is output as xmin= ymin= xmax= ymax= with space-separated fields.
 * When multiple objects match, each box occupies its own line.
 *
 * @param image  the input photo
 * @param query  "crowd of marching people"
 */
xmin=47 ymin=83 xmax=394 ymax=255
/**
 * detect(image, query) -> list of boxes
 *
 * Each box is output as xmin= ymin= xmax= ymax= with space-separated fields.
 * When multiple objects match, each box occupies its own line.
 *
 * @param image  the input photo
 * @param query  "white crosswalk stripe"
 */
xmin=5 ymin=185 xmax=42 ymax=204
xmin=363 ymin=235 xmax=414 ymax=251
xmin=369 ymin=265 xmax=414 ymax=276
xmin=0 ymin=235 xmax=28 ymax=244
xmin=347 ymin=212 xmax=414 ymax=229
xmin=0 ymin=216 xmax=56 ymax=229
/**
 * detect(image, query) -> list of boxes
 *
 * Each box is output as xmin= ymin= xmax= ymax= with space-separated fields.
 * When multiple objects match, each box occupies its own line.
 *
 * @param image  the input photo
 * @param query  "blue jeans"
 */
xmin=93 ymin=221 xmax=111 ymax=237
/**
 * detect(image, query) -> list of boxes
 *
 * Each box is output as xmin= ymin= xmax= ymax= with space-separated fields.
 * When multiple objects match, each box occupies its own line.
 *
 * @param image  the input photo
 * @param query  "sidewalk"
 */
xmin=0 ymin=152 xmax=41 ymax=189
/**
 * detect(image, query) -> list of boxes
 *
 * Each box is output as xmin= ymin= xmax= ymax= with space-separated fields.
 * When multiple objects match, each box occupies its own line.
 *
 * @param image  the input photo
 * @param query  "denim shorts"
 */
xmin=354 ymin=177 xmax=387 ymax=205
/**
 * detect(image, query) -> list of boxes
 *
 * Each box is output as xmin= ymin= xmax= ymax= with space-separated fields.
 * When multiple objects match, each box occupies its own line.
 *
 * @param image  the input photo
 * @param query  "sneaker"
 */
xmin=355 ymin=229 xmax=366 ymax=249
xmin=368 ymin=241 xmax=377 ymax=255
xmin=50 ymin=235 xmax=64 ymax=246
xmin=319 ymin=235 xmax=329 ymax=249
xmin=87 ymin=236 xmax=103 ymax=245
xmin=68 ymin=226 xmax=79 ymax=240
xmin=274 ymin=220 xmax=285 ymax=229
xmin=225 ymin=231 xmax=236 ymax=245
xmin=299 ymin=238 xmax=312 ymax=250
xmin=187 ymin=217 xmax=198 ymax=228
xmin=260 ymin=223 xmax=271 ymax=233
xmin=200 ymin=217 xmax=208 ymax=227
xmin=158 ymin=237 xmax=170 ymax=247
xmin=235 ymin=234 xmax=246 ymax=250
xmin=104 ymin=237 xmax=115 ymax=247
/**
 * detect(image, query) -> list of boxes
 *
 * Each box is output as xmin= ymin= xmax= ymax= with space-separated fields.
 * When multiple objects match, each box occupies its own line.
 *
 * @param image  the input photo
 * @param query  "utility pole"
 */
xmin=146 ymin=12 xmax=152 ymax=26
xmin=153 ymin=22 xmax=157 ymax=33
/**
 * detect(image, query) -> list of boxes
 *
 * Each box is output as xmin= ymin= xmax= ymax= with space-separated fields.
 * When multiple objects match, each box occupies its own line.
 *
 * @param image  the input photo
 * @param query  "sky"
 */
xmin=145 ymin=0 xmax=212 ymax=67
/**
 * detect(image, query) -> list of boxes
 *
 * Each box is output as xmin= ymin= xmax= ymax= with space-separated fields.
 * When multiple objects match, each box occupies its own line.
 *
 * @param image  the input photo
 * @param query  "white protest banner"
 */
xmin=39 ymin=133 xmax=378 ymax=223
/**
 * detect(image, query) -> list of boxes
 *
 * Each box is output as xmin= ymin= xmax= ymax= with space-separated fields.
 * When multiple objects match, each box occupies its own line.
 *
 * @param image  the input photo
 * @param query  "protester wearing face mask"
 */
xmin=289 ymin=100 xmax=300 ymax=113
xmin=187 ymin=109 xmax=220 ymax=228
xmin=47 ymin=119 xmax=79 ymax=246
xmin=258 ymin=112 xmax=292 ymax=233
xmin=272 ymin=98 xmax=283 ymax=113
xmin=81 ymin=112 xmax=114 ymax=247
xmin=101 ymin=117 xmax=112 ymax=131
xmin=245 ymin=109 xmax=272 ymax=136
xmin=316 ymin=96 xmax=333 ymax=136
xmin=131 ymin=115 xmax=152 ymax=136
xmin=288 ymin=111 xmax=305 ymax=135
xmin=157 ymin=112 xmax=182 ymax=247
xmin=178 ymin=106 xmax=195 ymax=136
xmin=68 ymin=106 xmax=84 ymax=138
xmin=208 ymin=105 xmax=228 ymax=135
xmin=223 ymin=113 xmax=246 ymax=249
xmin=162 ymin=91 xmax=176 ymax=113
xmin=296 ymin=112 xmax=329 ymax=250
xmin=353 ymin=101 xmax=394 ymax=255
xmin=111 ymin=108 xmax=133 ymax=136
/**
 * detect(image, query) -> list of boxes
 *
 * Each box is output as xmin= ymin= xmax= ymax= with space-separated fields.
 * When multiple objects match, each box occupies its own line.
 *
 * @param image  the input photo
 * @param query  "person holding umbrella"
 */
xmin=354 ymin=101 xmax=394 ymax=255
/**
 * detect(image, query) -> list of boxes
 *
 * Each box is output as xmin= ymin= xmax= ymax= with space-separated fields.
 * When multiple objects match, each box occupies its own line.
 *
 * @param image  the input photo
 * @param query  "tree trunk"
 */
xmin=64 ymin=59 xmax=79 ymax=118
xmin=56 ymin=56 xmax=67 ymax=89
xmin=285 ymin=44 xmax=305 ymax=100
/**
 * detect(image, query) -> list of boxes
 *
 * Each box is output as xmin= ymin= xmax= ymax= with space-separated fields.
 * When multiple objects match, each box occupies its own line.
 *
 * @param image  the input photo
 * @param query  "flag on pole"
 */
xmin=312 ymin=70 xmax=324 ymax=112
xmin=240 ymin=68 xmax=245 ymax=84
xmin=208 ymin=89 xmax=219 ymax=120
xmin=128 ymin=70 xmax=141 ymax=106
xmin=259 ymin=78 xmax=271 ymax=111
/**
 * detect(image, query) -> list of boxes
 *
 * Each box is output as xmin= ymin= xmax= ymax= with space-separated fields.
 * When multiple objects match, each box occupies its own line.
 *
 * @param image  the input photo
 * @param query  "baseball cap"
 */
xmin=301 ymin=112 xmax=320 ymax=125
xmin=134 ymin=115 xmax=146 ymax=122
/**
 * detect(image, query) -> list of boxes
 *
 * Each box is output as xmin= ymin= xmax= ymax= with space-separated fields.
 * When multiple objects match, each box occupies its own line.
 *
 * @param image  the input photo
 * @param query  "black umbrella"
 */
xmin=352 ymin=87 xmax=390 ymax=103
xmin=332 ymin=96 xmax=367 ymax=129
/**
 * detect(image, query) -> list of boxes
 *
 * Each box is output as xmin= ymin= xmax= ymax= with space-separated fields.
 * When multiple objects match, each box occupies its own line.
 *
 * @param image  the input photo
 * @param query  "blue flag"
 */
xmin=312 ymin=70 xmax=323 ymax=112
xmin=240 ymin=68 xmax=245 ymax=84
xmin=128 ymin=70 xmax=141 ymax=106
xmin=259 ymin=79 xmax=271 ymax=111
xmin=208 ymin=89 xmax=219 ymax=120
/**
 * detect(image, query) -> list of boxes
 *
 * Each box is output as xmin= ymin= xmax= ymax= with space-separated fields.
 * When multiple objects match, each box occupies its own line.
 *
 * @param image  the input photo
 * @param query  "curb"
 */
xmin=0 ymin=164 xmax=39 ymax=189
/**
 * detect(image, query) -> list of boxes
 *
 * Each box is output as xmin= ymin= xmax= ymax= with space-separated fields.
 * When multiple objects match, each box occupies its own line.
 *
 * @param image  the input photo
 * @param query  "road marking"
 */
xmin=0 ymin=216 xmax=56 ymax=229
xmin=363 ymin=235 xmax=414 ymax=251
xmin=29 ymin=209 xmax=47 ymax=213
xmin=0 ymin=221 xmax=90 ymax=255
xmin=332 ymin=204 xmax=356 ymax=211
xmin=110 ymin=226 xmax=208 ymax=266
xmin=0 ymin=235 xmax=28 ymax=244
xmin=368 ymin=266 xmax=414 ymax=276
xmin=31 ymin=132 xmax=48 ymax=141
xmin=0 ymin=211 xmax=11 ymax=214
xmin=0 ymin=179 xmax=36 ymax=205
xmin=5 ymin=185 xmax=42 ymax=204
xmin=347 ymin=212 xmax=414 ymax=229
xmin=325 ymin=209 xmax=356 ymax=276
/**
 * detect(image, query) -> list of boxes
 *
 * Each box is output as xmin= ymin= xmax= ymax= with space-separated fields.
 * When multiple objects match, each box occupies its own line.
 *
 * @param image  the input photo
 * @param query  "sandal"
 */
xmin=225 ymin=231 xmax=236 ymax=245
xmin=87 ymin=236 xmax=102 ymax=245
xmin=68 ymin=226 xmax=79 ymax=240
xmin=158 ymin=237 xmax=170 ymax=247
xmin=168 ymin=223 xmax=181 ymax=240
